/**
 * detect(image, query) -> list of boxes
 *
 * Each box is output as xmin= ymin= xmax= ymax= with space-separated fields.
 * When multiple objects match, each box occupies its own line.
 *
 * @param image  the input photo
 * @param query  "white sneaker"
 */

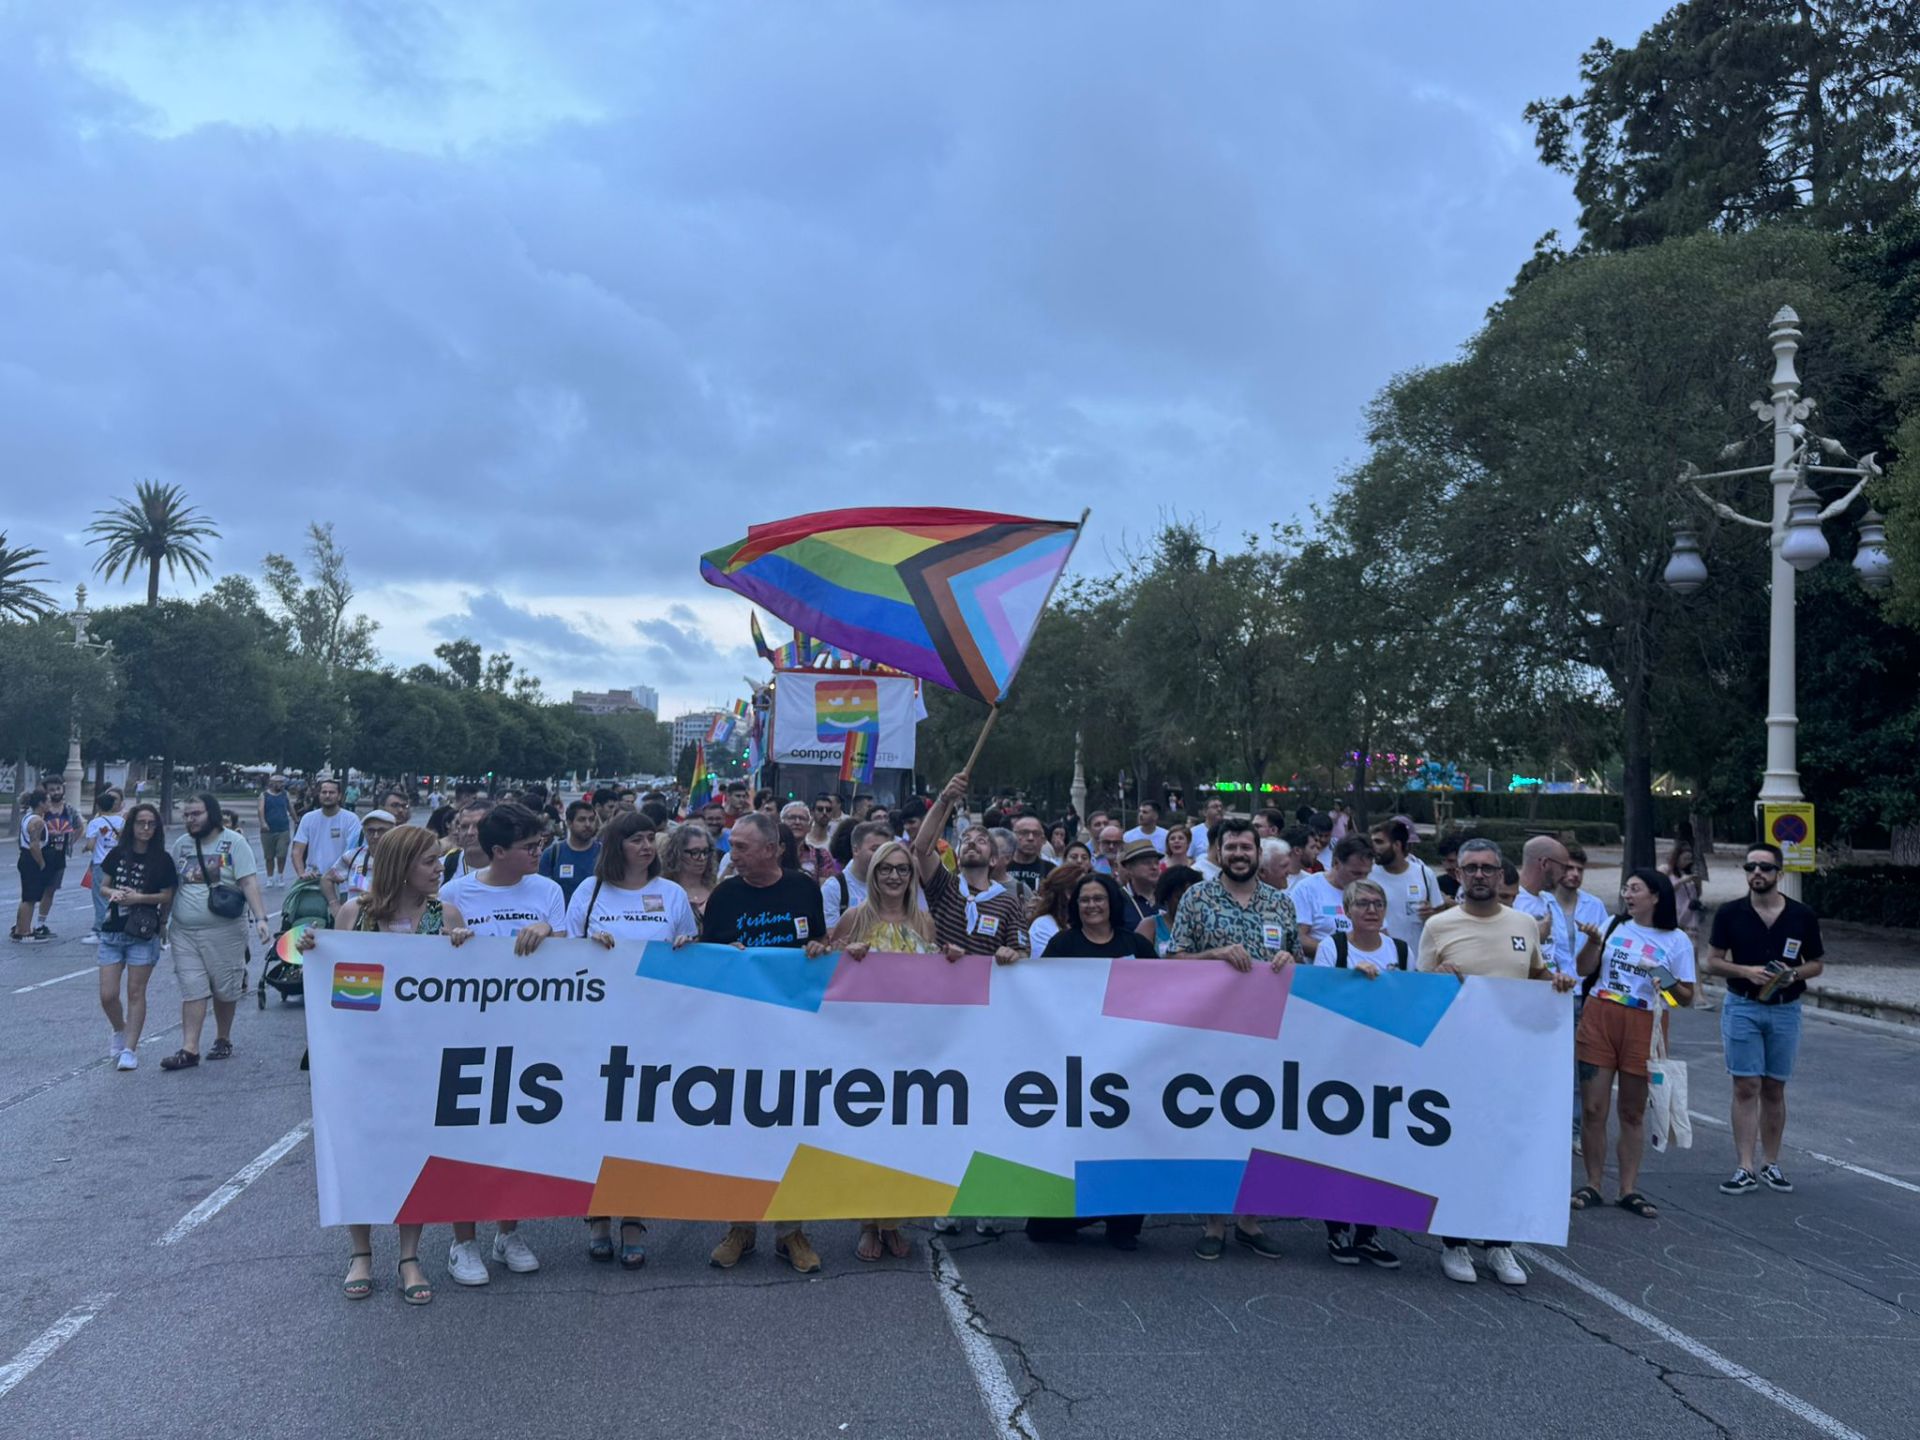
xmin=974 ymin=1218 xmax=1001 ymax=1236
xmin=493 ymin=1230 xmax=539 ymax=1273
xmin=1485 ymin=1246 xmax=1527 ymax=1286
xmin=110 ymin=1031 xmax=126 ymax=1061
xmin=932 ymin=1217 xmax=960 ymax=1234
xmin=447 ymin=1240 xmax=490 ymax=1286
xmin=116 ymin=1049 xmax=138 ymax=1071
xmin=81 ymin=933 xmax=100 ymax=945
xmin=1441 ymin=1245 xmax=1478 ymax=1284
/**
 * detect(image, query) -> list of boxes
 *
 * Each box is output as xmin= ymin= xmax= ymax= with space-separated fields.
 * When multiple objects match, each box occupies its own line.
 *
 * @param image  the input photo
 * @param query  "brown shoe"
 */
xmin=776 ymin=1230 xmax=822 ymax=1274
xmin=709 ymin=1225 xmax=757 ymax=1269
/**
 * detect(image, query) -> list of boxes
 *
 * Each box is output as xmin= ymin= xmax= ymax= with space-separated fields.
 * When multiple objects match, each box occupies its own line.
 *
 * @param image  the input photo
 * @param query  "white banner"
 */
xmin=304 ymin=934 xmax=1571 ymax=1243
xmin=769 ymin=672 xmax=918 ymax=769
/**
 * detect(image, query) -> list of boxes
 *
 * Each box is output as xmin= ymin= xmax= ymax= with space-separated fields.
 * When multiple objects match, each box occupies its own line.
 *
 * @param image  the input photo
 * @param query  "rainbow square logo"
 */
xmin=815 ymin=678 xmax=879 ymax=742
xmin=331 ymin=962 xmax=384 ymax=1012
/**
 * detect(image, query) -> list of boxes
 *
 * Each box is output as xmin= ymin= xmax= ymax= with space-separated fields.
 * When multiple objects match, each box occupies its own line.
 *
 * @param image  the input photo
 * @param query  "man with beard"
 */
xmin=1418 ymin=838 xmax=1577 ymax=1287
xmin=912 ymin=773 xmax=1025 ymax=962
xmin=1707 ymin=844 xmax=1826 ymax=1197
xmin=1166 ymin=816 xmax=1297 ymax=1262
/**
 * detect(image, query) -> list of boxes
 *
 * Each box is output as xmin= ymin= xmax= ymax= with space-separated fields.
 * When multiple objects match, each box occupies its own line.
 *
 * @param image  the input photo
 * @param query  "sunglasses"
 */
xmin=1743 ymin=862 xmax=1780 ymax=874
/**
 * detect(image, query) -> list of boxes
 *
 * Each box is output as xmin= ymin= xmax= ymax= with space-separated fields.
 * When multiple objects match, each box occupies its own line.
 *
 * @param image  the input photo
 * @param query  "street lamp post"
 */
xmin=61 ymin=585 xmax=104 ymax=802
xmin=1666 ymin=306 xmax=1893 ymax=898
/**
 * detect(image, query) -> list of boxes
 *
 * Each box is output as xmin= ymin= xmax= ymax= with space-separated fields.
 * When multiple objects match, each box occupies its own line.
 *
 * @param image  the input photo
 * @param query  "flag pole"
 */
xmin=957 ymin=507 xmax=1090 ymax=782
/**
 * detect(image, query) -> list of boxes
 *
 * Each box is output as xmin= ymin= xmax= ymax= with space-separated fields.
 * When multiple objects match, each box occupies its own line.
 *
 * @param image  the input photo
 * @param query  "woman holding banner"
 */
xmin=827 ymin=840 xmax=962 ymax=1261
xmin=302 ymin=825 xmax=470 ymax=1305
xmin=567 ymin=811 xmax=699 ymax=1267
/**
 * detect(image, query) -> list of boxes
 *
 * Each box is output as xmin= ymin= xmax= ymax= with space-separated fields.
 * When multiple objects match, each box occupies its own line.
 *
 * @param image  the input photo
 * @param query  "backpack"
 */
xmin=1332 ymin=932 xmax=1409 ymax=970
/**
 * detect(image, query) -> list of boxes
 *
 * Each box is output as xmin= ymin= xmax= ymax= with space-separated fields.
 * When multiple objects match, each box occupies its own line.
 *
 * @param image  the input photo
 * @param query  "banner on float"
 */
xmin=769 ymin=671 xmax=917 ymax=769
xmin=304 ymin=935 xmax=1572 ymax=1244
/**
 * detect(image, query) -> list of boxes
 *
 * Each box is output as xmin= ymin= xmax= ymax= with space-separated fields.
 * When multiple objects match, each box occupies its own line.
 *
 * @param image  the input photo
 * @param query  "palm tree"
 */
xmin=86 ymin=480 xmax=219 ymax=605
xmin=0 ymin=532 xmax=56 ymax=620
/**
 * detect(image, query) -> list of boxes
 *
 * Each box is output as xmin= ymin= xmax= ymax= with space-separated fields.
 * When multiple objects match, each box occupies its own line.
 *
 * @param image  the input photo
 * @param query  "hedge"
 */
xmin=1802 ymin=866 xmax=1920 ymax=929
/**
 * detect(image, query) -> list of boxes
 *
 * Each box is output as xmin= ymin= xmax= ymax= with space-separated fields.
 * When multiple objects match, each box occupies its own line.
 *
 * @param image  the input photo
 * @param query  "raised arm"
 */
xmin=913 ymin=771 xmax=968 ymax=884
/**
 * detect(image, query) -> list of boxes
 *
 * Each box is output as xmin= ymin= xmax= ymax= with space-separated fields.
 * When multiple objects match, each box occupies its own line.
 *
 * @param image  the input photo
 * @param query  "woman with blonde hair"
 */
xmin=826 ymin=840 xmax=962 ymax=1260
xmin=659 ymin=822 xmax=719 ymax=923
xmin=298 ymin=825 xmax=470 ymax=1304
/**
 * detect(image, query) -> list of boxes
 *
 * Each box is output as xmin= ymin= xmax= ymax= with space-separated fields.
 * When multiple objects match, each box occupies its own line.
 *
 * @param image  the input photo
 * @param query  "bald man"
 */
xmin=1511 ymin=835 xmax=1576 ymax=980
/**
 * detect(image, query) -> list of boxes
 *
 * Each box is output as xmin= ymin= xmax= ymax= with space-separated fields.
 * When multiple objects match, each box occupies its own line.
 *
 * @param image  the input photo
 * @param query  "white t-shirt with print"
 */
xmin=85 ymin=815 xmax=125 ymax=865
xmin=1376 ymin=857 xmax=1442 ymax=950
xmin=1512 ymin=886 xmax=1577 ymax=978
xmin=1123 ymin=826 xmax=1170 ymax=853
xmin=567 ymin=876 xmax=697 ymax=945
xmin=440 ymin=871 xmax=567 ymax=938
xmin=1289 ymin=873 xmax=1350 ymax=942
xmin=1593 ymin=920 xmax=1696 ymax=1009
xmin=294 ymin=808 xmax=363 ymax=876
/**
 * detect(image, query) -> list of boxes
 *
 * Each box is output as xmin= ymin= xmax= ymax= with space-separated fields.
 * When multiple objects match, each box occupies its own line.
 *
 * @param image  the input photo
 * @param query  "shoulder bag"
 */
xmin=194 ymin=834 xmax=249 ymax=920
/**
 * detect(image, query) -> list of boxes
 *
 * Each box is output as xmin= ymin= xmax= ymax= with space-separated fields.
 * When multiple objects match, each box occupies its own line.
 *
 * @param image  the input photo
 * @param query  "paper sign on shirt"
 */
xmin=1783 ymin=938 xmax=1801 ymax=959
xmin=1262 ymin=922 xmax=1285 ymax=951
xmin=643 ymin=895 xmax=664 ymax=914
xmin=975 ymin=914 xmax=1000 ymax=938
xmin=794 ymin=917 xmax=810 ymax=940
xmin=559 ymin=863 xmax=575 ymax=878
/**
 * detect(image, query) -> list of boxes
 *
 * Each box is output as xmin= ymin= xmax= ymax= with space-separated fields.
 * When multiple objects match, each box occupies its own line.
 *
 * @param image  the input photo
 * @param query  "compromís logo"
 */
xmin=331 ymin=962 xmax=384 ymax=1012
xmin=815 ymin=678 xmax=879 ymax=742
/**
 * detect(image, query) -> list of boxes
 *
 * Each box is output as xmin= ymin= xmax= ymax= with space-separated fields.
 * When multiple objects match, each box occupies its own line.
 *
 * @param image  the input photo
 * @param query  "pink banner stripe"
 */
xmin=1100 ymin=958 xmax=1292 ymax=1039
xmin=823 ymin=951 xmax=994 ymax=1006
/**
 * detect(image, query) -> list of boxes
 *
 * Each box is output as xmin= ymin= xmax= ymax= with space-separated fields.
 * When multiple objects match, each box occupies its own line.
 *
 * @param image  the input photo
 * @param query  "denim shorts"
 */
xmin=98 ymin=930 xmax=161 ymax=968
xmin=1720 ymin=992 xmax=1803 ymax=1080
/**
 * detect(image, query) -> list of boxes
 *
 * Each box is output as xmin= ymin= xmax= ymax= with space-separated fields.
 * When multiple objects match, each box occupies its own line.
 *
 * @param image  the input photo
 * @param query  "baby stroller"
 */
xmin=260 ymin=877 xmax=332 ymax=1008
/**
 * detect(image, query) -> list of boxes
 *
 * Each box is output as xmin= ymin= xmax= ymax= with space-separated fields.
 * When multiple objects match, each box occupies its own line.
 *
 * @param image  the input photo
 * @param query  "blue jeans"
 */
xmin=98 ymin=931 xmax=161 ymax=968
xmin=1721 ymin=993 xmax=1802 ymax=1080
xmin=91 ymin=863 xmax=110 ymax=935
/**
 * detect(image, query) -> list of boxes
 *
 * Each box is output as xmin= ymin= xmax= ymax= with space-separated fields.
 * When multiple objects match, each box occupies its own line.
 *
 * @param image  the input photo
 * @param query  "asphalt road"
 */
xmin=3 ymin=879 xmax=1917 ymax=1440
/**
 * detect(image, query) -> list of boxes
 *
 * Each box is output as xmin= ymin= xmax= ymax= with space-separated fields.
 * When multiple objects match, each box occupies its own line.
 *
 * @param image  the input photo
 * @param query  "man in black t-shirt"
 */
xmin=698 ymin=812 xmax=829 ymax=1276
xmin=1705 ymin=843 xmax=1827 ymax=1197
xmin=1006 ymin=815 xmax=1055 ymax=893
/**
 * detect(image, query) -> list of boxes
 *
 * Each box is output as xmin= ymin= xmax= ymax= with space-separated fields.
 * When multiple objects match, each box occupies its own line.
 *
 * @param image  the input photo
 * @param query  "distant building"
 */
xmin=672 ymin=710 xmax=724 ymax=758
xmin=572 ymin=688 xmax=651 ymax=716
xmin=629 ymin=684 xmax=659 ymax=714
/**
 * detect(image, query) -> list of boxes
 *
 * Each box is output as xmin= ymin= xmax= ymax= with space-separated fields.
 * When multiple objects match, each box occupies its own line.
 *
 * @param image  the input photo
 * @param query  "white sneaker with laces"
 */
xmin=447 ymin=1240 xmax=490 ymax=1285
xmin=932 ymin=1217 xmax=960 ymax=1234
xmin=1441 ymin=1245 xmax=1478 ymax=1284
xmin=493 ymin=1230 xmax=540 ymax=1273
xmin=1485 ymin=1246 xmax=1527 ymax=1286
xmin=974 ymin=1218 xmax=1001 ymax=1236
xmin=116 ymin=1049 xmax=138 ymax=1071
xmin=81 ymin=933 xmax=100 ymax=945
xmin=110 ymin=1031 xmax=126 ymax=1061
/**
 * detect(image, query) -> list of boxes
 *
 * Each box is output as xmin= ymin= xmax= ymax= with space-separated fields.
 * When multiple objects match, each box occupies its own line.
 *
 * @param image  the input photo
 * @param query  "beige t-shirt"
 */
xmin=1417 ymin=904 xmax=1546 ymax=980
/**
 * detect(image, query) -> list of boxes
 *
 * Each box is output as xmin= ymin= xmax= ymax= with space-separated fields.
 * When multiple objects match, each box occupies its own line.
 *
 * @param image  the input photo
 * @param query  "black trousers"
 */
xmin=1026 ymin=1215 xmax=1144 ymax=1242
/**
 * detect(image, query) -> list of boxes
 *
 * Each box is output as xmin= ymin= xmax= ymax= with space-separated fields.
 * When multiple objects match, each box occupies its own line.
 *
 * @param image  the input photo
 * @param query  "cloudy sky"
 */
xmin=3 ymin=0 xmax=1665 ymax=716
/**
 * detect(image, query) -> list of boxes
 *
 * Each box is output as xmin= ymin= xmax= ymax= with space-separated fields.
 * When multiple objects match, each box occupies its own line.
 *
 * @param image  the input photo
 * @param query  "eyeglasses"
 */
xmin=1459 ymin=864 xmax=1501 ymax=876
xmin=1743 ymin=862 xmax=1780 ymax=874
xmin=873 ymin=862 xmax=913 ymax=877
xmin=513 ymin=840 xmax=546 ymax=857
xmin=1348 ymin=898 xmax=1386 ymax=911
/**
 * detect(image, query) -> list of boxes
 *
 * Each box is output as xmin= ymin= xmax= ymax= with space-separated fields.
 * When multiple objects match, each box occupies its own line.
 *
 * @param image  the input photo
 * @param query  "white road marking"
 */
xmin=0 ymin=1296 xmax=111 ymax=1401
xmin=1517 ymin=1247 xmax=1870 ymax=1440
xmin=930 ymin=1240 xmax=1039 ymax=1440
xmin=155 ymin=1121 xmax=312 ymax=1246
xmin=11 ymin=969 xmax=94 ymax=994
xmin=1803 ymin=1152 xmax=1920 ymax=1196
xmin=1689 ymin=1110 xmax=1919 ymax=1193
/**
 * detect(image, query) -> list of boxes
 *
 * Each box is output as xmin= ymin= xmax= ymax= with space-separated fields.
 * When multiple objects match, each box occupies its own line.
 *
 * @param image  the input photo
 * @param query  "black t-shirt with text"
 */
xmin=100 ymin=847 xmax=178 ymax=933
xmin=1709 ymin=894 xmax=1825 ymax=1005
xmin=700 ymin=870 xmax=828 ymax=950
xmin=1007 ymin=857 xmax=1055 ymax=892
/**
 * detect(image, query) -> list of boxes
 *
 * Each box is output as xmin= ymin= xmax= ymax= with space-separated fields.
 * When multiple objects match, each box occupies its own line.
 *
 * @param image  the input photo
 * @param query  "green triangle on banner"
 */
xmin=950 ymin=1151 xmax=1075 ymax=1217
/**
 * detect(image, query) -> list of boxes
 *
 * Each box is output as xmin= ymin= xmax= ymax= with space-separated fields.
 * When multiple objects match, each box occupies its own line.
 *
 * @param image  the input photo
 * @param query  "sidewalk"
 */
xmin=1580 ymin=847 xmax=1920 ymax=1027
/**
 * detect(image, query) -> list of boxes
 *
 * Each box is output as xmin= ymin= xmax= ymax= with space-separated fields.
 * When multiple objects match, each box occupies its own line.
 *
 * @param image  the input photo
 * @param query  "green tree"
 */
xmin=432 ymin=639 xmax=483 ymax=689
xmin=0 ymin=618 xmax=119 ymax=779
xmin=1325 ymin=226 xmax=1888 ymax=867
xmin=0 ymin=534 xmax=56 ymax=621
xmin=85 ymin=480 xmax=219 ymax=606
xmin=261 ymin=522 xmax=381 ymax=674
xmin=1528 ymin=1 xmax=1920 ymax=253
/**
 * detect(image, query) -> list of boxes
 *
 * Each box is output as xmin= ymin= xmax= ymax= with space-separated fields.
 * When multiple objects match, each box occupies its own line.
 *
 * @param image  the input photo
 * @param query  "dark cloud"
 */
xmin=432 ymin=590 xmax=602 ymax=659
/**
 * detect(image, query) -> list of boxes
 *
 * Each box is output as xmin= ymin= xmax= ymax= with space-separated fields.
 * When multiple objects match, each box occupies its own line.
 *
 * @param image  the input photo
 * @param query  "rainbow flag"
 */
xmin=687 ymin=742 xmax=713 ymax=806
xmin=702 ymin=507 xmax=1084 ymax=705
xmin=708 ymin=713 xmax=736 ymax=746
xmin=839 ymin=731 xmax=875 ymax=785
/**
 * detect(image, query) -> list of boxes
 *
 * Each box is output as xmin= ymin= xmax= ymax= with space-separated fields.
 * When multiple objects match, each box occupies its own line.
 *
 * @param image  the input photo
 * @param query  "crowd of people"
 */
xmin=15 ymin=767 xmax=1827 ymax=1308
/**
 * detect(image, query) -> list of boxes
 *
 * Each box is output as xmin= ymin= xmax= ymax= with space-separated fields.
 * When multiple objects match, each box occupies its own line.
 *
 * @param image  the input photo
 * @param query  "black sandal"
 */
xmin=1617 ymin=1192 xmax=1660 ymax=1219
xmin=619 ymin=1220 xmax=647 ymax=1270
xmin=343 ymin=1252 xmax=374 ymax=1300
xmin=1570 ymin=1186 xmax=1603 ymax=1211
xmin=586 ymin=1219 xmax=614 ymax=1262
xmin=397 ymin=1255 xmax=433 ymax=1305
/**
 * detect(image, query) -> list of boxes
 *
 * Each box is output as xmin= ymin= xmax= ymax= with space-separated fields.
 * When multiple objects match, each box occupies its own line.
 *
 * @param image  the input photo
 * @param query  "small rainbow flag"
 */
xmin=839 ymin=730 xmax=875 ymax=785
xmin=703 ymin=507 xmax=1084 ymax=705
xmin=687 ymin=742 xmax=714 ymax=807
xmin=707 ymin=713 xmax=737 ymax=746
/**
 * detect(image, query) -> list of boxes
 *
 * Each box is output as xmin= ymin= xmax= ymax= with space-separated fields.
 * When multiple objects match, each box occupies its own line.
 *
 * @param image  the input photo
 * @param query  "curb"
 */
xmin=1694 ymin=981 xmax=1920 ymax=1041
